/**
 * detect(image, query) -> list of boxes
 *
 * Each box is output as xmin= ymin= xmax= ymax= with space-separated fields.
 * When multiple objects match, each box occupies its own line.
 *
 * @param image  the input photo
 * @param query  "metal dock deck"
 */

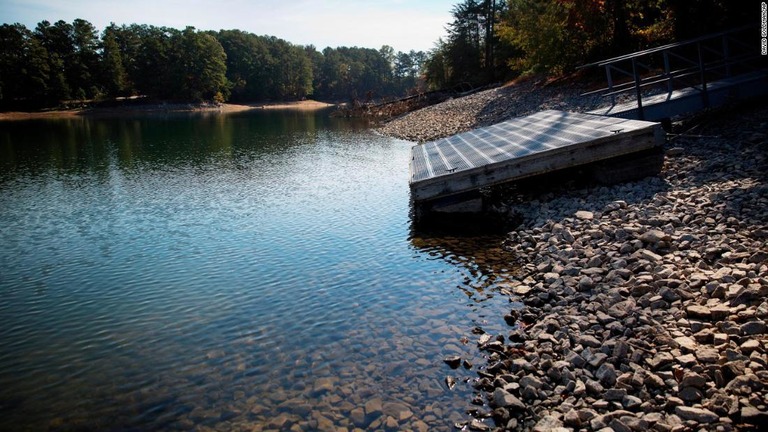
xmin=409 ymin=110 xmax=664 ymax=203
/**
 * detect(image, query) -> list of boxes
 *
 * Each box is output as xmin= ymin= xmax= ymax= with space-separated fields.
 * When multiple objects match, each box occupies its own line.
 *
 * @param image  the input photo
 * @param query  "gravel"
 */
xmin=378 ymin=79 xmax=618 ymax=143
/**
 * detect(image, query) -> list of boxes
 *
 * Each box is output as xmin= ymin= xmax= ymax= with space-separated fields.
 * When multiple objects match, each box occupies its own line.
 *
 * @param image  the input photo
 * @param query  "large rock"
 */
xmin=365 ymin=398 xmax=383 ymax=417
xmin=741 ymin=406 xmax=768 ymax=426
xmin=492 ymin=388 xmax=525 ymax=410
xmin=686 ymin=305 xmax=712 ymax=319
xmin=639 ymin=229 xmax=669 ymax=244
xmin=596 ymin=363 xmax=618 ymax=387
xmin=533 ymin=415 xmax=567 ymax=432
xmin=680 ymin=371 xmax=707 ymax=389
xmin=740 ymin=320 xmax=767 ymax=335
xmin=674 ymin=336 xmax=697 ymax=352
xmin=675 ymin=406 xmax=719 ymax=423
xmin=350 ymin=407 xmax=367 ymax=427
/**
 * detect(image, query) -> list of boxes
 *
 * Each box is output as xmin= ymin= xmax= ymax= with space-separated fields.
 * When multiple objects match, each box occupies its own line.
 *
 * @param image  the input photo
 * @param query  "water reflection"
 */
xmin=0 ymin=109 xmax=361 ymax=178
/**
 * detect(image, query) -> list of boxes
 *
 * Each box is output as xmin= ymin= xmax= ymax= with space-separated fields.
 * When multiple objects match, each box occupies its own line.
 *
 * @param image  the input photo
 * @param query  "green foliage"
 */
xmin=499 ymin=0 xmax=572 ymax=74
xmin=426 ymin=0 xmax=749 ymax=83
xmin=423 ymin=39 xmax=450 ymax=90
xmin=424 ymin=0 xmax=508 ymax=89
xmin=100 ymin=25 xmax=127 ymax=96
xmin=0 ymin=18 xmax=428 ymax=109
xmin=169 ymin=28 xmax=229 ymax=101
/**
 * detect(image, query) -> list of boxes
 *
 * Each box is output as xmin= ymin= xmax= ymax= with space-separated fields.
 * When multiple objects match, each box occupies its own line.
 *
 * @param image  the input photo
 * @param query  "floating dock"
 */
xmin=409 ymin=110 xmax=664 ymax=206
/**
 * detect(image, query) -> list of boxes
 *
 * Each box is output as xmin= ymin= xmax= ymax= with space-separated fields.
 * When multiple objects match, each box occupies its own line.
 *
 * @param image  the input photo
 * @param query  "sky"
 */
xmin=1 ymin=0 xmax=457 ymax=53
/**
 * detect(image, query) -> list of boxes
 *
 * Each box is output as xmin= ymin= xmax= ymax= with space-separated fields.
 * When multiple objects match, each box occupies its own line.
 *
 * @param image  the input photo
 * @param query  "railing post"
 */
xmin=631 ymin=58 xmax=644 ymax=120
xmin=663 ymin=51 xmax=672 ymax=94
xmin=722 ymin=35 xmax=731 ymax=77
xmin=697 ymin=42 xmax=709 ymax=108
xmin=605 ymin=65 xmax=615 ymax=105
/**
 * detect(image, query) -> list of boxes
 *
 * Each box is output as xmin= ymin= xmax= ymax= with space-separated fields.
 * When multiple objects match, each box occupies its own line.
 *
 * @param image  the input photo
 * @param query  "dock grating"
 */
xmin=409 ymin=110 xmax=663 ymax=202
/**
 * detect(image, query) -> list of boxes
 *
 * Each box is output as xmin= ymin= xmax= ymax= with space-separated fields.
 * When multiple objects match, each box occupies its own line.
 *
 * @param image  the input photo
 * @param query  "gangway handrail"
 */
xmin=579 ymin=25 xmax=765 ymax=120
xmin=578 ymin=25 xmax=754 ymax=69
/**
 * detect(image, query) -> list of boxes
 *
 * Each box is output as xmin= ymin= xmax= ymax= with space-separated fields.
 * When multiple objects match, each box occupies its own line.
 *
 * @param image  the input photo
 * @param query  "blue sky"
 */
xmin=1 ymin=0 xmax=456 ymax=52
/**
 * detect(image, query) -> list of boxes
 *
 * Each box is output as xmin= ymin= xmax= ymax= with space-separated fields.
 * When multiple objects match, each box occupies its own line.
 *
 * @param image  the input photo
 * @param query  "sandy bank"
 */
xmin=0 ymin=100 xmax=335 ymax=121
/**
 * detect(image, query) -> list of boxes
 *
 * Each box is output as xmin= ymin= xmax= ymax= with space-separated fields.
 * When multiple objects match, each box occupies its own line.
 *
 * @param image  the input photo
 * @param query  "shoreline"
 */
xmin=0 ymin=99 xmax=335 ymax=121
xmin=380 ymin=82 xmax=768 ymax=430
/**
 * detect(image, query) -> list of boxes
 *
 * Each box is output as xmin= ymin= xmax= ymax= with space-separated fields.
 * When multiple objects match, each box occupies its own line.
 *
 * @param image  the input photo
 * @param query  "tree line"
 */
xmin=423 ymin=0 xmax=754 ymax=90
xmin=1 ymin=2 xmax=754 ymax=109
xmin=0 ymin=20 xmax=427 ymax=109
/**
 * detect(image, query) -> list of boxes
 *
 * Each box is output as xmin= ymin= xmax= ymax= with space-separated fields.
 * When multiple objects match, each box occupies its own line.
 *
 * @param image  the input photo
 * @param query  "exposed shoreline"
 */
xmin=380 ymin=82 xmax=768 ymax=430
xmin=0 ymin=99 xmax=335 ymax=121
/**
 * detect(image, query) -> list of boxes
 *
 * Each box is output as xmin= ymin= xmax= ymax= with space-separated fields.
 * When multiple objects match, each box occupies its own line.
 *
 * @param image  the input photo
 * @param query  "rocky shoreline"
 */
xmin=380 ymin=82 xmax=768 ymax=431
xmin=379 ymin=79 xmax=611 ymax=143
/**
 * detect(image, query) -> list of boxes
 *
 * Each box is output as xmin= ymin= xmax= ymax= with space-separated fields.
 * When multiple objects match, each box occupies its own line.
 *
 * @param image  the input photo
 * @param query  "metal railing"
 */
xmin=580 ymin=25 xmax=766 ymax=120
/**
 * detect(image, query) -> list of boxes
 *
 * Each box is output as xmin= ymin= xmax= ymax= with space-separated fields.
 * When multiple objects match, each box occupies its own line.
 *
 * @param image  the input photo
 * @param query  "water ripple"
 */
xmin=0 ymin=113 xmax=516 ymax=431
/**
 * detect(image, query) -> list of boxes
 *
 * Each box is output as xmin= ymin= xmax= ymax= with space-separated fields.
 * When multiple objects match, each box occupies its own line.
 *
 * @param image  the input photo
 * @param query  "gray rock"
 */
xmin=588 ymin=352 xmax=609 ymax=367
xmin=686 ymin=305 xmax=712 ymax=319
xmin=680 ymin=371 xmax=707 ymax=389
xmin=533 ymin=415 xmax=566 ymax=432
xmin=673 ymin=336 xmax=697 ymax=352
xmin=596 ymin=363 xmax=618 ymax=387
xmin=621 ymin=415 xmax=650 ymax=431
xmin=678 ymin=386 xmax=703 ymax=402
xmin=566 ymin=350 xmax=586 ymax=368
xmin=622 ymin=395 xmax=642 ymax=409
xmin=634 ymin=248 xmax=663 ymax=263
xmin=740 ymin=320 xmax=767 ymax=335
xmin=445 ymin=376 xmax=456 ymax=390
xmin=609 ymin=418 xmax=633 ymax=432
xmin=413 ymin=420 xmax=429 ymax=432
xmin=748 ymin=251 xmax=768 ymax=264
xmin=639 ymin=229 xmax=669 ymax=244
xmin=382 ymin=401 xmax=412 ymax=420
xmin=520 ymin=375 xmax=544 ymax=389
xmin=644 ymin=372 xmax=665 ymax=388
xmin=741 ymin=405 xmax=768 ymax=426
xmin=659 ymin=286 xmax=681 ymax=302
xmin=350 ymin=407 xmax=367 ymax=427
xmin=740 ymin=339 xmax=761 ymax=353
xmin=521 ymin=384 xmax=539 ymax=400
xmin=648 ymin=351 xmax=675 ymax=369
xmin=469 ymin=419 xmax=490 ymax=431
xmin=605 ymin=388 xmax=627 ymax=401
xmin=579 ymin=275 xmax=595 ymax=290
xmin=564 ymin=409 xmax=582 ymax=427
xmin=573 ymin=379 xmax=587 ymax=396
xmin=674 ymin=406 xmax=719 ymax=423
xmin=586 ymin=379 xmax=604 ymax=395
xmin=579 ymin=334 xmax=602 ymax=348
xmin=696 ymin=347 xmax=720 ymax=363
xmin=492 ymin=388 xmax=525 ymax=410
xmin=365 ymin=398 xmax=383 ymax=417
xmin=578 ymin=408 xmax=598 ymax=422
xmin=444 ymin=355 xmax=462 ymax=368
xmin=724 ymin=373 xmax=764 ymax=392
xmin=613 ymin=341 xmax=630 ymax=358
xmin=607 ymin=299 xmax=635 ymax=319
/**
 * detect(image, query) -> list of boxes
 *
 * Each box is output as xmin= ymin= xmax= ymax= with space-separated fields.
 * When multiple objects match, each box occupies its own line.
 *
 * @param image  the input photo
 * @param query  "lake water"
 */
xmin=0 ymin=110 xmax=516 ymax=431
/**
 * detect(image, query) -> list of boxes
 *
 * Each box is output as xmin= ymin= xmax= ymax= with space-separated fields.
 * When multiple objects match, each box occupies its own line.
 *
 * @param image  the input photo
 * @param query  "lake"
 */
xmin=0 ymin=109 xmax=516 ymax=431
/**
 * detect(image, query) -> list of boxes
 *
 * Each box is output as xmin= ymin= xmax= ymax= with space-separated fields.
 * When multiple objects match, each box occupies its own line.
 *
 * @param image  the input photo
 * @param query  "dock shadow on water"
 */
xmin=0 ymin=110 xmax=522 ymax=431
